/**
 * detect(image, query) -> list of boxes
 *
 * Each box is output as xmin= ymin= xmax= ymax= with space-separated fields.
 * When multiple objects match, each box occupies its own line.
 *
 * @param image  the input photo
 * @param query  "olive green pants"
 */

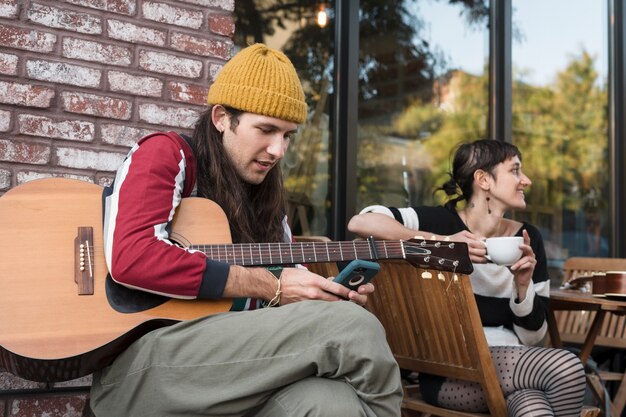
xmin=90 ymin=300 xmax=402 ymax=417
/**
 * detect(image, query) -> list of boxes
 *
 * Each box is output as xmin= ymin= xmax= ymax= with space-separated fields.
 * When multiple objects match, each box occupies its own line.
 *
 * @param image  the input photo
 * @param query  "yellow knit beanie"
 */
xmin=207 ymin=43 xmax=307 ymax=124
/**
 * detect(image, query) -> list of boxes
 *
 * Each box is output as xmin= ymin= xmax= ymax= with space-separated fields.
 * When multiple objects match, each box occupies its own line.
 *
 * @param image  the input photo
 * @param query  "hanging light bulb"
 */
xmin=317 ymin=5 xmax=327 ymax=28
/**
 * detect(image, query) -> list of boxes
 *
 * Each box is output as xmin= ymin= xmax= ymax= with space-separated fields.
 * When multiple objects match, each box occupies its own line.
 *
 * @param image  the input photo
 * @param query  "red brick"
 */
xmin=0 ymin=81 xmax=55 ymax=108
xmin=27 ymin=3 xmax=102 ymax=35
xmin=8 ymin=393 xmax=88 ymax=417
xmin=0 ymin=25 xmax=56 ymax=53
xmin=168 ymin=81 xmax=209 ymax=106
xmin=177 ymin=0 xmax=234 ymax=12
xmin=139 ymin=50 xmax=202 ymax=78
xmin=0 ymin=52 xmax=18 ymax=75
xmin=56 ymin=146 xmax=126 ymax=171
xmin=142 ymin=1 xmax=203 ymax=29
xmin=65 ymin=0 xmax=136 ymax=15
xmin=0 ymin=168 xmax=9 ymax=189
xmin=0 ymin=371 xmax=43 ymax=390
xmin=138 ymin=103 xmax=199 ymax=129
xmin=18 ymin=114 xmax=95 ymax=142
xmin=0 ymin=109 xmax=10 ymax=131
xmin=97 ymin=175 xmax=114 ymax=187
xmin=26 ymin=60 xmax=102 ymax=88
xmin=17 ymin=170 xmax=93 ymax=184
xmin=101 ymin=123 xmax=155 ymax=147
xmin=209 ymin=62 xmax=223 ymax=82
xmin=108 ymin=71 xmax=163 ymax=97
xmin=0 ymin=139 xmax=50 ymax=164
xmin=61 ymin=92 xmax=132 ymax=120
xmin=63 ymin=37 xmax=132 ymax=67
xmin=170 ymin=32 xmax=231 ymax=59
xmin=209 ymin=13 xmax=235 ymax=37
xmin=0 ymin=0 xmax=18 ymax=19
xmin=107 ymin=19 xmax=166 ymax=46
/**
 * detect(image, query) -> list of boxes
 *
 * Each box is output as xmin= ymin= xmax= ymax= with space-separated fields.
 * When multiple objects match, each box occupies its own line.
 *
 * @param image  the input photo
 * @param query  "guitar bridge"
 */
xmin=74 ymin=227 xmax=94 ymax=295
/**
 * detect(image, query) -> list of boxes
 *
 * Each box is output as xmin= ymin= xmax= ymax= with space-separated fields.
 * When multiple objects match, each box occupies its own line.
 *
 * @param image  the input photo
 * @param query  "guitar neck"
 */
xmin=189 ymin=240 xmax=405 ymax=266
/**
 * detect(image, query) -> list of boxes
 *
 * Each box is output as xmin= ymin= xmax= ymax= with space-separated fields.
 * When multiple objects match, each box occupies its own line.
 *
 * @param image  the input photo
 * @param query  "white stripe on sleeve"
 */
xmin=358 ymin=205 xmax=420 ymax=231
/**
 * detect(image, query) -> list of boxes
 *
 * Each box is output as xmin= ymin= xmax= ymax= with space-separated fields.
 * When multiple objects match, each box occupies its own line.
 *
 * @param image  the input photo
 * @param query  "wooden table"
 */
xmin=549 ymin=289 xmax=626 ymax=362
xmin=548 ymin=289 xmax=626 ymax=415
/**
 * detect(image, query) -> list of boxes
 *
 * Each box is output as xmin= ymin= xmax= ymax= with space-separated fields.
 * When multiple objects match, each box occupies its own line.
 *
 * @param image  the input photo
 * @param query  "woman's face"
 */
xmin=488 ymin=156 xmax=532 ymax=210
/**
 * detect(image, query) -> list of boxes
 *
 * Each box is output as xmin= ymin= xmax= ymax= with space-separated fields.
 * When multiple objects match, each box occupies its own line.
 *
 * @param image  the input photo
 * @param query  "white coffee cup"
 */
xmin=485 ymin=236 xmax=523 ymax=266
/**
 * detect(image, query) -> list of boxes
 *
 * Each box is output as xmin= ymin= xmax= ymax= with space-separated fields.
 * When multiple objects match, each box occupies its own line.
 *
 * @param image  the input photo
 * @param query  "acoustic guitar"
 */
xmin=0 ymin=178 xmax=473 ymax=382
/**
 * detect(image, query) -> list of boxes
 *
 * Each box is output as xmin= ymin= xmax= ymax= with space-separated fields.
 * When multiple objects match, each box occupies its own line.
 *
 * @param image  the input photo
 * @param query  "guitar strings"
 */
xmin=76 ymin=240 xmax=463 ymax=269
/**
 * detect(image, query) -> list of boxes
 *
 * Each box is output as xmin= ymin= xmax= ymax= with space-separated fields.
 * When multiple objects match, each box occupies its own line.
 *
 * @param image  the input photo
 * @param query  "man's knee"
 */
xmin=318 ymin=301 xmax=385 ymax=336
xmin=255 ymin=377 xmax=368 ymax=417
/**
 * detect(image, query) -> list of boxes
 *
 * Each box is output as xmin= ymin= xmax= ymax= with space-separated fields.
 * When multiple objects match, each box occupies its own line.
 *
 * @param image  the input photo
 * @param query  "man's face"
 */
xmin=216 ymin=109 xmax=298 ymax=185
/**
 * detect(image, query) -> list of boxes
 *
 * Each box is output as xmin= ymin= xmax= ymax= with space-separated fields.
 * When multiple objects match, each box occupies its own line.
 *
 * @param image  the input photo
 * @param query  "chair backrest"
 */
xmin=293 ymin=235 xmax=340 ymax=278
xmin=557 ymin=257 xmax=626 ymax=349
xmin=367 ymin=260 xmax=508 ymax=417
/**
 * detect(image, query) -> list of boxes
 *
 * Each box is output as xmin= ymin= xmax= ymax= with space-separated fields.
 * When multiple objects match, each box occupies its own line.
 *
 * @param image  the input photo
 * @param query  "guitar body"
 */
xmin=601 ymin=271 xmax=626 ymax=298
xmin=0 ymin=178 xmax=232 ymax=382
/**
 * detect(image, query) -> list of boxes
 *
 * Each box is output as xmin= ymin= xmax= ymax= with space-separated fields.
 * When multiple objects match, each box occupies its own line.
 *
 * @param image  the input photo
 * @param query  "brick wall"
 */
xmin=0 ymin=0 xmax=235 ymax=415
xmin=0 ymin=0 xmax=234 ymax=193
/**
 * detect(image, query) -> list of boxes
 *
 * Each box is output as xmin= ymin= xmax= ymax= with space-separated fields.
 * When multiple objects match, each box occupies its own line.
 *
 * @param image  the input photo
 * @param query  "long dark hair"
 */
xmin=189 ymin=106 xmax=287 ymax=244
xmin=438 ymin=139 xmax=522 ymax=209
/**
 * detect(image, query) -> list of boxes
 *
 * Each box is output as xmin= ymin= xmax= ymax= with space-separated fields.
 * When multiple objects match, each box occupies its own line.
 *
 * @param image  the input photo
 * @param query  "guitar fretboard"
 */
xmin=189 ymin=240 xmax=405 ymax=266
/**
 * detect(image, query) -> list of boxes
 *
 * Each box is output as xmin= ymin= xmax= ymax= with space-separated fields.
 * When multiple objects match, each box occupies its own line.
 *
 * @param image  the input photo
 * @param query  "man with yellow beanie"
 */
xmin=91 ymin=44 xmax=402 ymax=416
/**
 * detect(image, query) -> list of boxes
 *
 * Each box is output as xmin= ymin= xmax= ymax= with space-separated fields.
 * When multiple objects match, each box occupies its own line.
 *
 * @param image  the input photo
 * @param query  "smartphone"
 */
xmin=333 ymin=260 xmax=380 ymax=290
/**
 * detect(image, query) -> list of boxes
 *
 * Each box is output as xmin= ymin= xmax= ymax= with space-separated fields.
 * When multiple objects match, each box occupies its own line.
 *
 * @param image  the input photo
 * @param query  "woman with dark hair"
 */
xmin=348 ymin=139 xmax=586 ymax=416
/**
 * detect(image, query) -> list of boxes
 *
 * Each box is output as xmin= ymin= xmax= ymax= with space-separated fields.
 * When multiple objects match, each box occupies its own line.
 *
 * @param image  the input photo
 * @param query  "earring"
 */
xmin=486 ymin=194 xmax=491 ymax=214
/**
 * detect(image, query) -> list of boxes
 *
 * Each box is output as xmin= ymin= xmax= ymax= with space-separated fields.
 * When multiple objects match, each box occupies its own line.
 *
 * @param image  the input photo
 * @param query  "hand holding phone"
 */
xmin=333 ymin=260 xmax=380 ymax=291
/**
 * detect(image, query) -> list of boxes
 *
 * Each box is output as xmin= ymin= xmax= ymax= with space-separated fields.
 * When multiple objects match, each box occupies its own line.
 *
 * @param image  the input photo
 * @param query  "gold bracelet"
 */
xmin=267 ymin=277 xmax=281 ymax=307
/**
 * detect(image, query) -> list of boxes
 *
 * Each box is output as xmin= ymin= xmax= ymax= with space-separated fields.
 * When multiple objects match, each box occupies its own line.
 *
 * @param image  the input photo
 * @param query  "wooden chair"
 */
xmin=366 ymin=260 xmax=507 ymax=417
xmin=551 ymin=257 xmax=626 ymax=416
xmin=368 ymin=260 xmax=599 ymax=417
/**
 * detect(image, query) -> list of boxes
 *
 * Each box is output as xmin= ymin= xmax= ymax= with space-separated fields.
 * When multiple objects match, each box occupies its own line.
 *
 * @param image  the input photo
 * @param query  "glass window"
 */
xmin=234 ymin=1 xmax=334 ymax=236
xmin=356 ymin=0 xmax=490 ymax=211
xmin=511 ymin=0 xmax=608 ymax=281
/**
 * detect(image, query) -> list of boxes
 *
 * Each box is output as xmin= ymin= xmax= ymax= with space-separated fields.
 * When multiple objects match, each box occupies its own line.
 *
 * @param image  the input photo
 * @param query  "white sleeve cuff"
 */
xmin=510 ymin=279 xmax=536 ymax=317
xmin=514 ymin=321 xmax=547 ymax=346
xmin=359 ymin=205 xmax=394 ymax=216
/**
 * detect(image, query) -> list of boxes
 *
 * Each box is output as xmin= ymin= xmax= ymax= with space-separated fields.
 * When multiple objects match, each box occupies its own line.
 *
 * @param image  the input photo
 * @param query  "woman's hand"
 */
xmin=447 ymin=230 xmax=488 ymax=263
xmin=509 ymin=229 xmax=536 ymax=301
xmin=278 ymin=267 xmax=374 ymax=306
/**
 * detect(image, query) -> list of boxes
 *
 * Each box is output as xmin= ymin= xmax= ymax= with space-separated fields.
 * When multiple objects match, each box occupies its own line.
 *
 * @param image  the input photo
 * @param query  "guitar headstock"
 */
xmin=402 ymin=238 xmax=473 ymax=274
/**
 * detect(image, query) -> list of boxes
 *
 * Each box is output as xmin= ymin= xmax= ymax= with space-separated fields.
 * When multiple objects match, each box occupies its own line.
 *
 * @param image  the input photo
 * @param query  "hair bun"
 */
xmin=442 ymin=178 xmax=458 ymax=196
